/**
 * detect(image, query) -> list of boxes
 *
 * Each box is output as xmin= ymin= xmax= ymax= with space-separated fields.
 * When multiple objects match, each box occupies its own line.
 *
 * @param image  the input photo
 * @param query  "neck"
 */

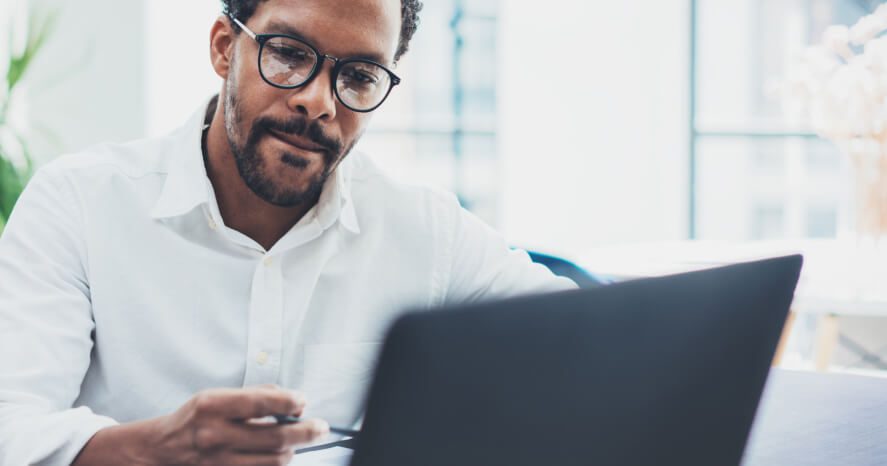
xmin=203 ymin=96 xmax=314 ymax=251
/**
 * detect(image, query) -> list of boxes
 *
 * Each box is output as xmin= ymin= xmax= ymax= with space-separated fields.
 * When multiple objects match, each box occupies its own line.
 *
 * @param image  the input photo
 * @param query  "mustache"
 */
xmin=251 ymin=116 xmax=343 ymax=161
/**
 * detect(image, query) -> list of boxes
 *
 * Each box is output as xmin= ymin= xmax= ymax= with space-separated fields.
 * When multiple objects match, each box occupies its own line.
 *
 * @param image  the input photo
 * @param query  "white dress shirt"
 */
xmin=0 ymin=102 xmax=575 ymax=465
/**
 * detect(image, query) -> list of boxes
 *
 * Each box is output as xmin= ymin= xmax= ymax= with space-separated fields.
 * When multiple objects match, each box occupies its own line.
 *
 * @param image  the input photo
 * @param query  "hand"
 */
xmin=74 ymin=385 xmax=330 ymax=466
xmin=149 ymin=385 xmax=330 ymax=465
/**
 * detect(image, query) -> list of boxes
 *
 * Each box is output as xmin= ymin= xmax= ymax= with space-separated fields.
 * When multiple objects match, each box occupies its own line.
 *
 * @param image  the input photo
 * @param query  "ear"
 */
xmin=210 ymin=16 xmax=236 ymax=80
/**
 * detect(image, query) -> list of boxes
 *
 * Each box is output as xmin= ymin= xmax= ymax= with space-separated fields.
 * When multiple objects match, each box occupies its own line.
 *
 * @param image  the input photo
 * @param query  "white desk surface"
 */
xmin=744 ymin=369 xmax=887 ymax=465
xmin=576 ymin=239 xmax=887 ymax=317
xmin=290 ymin=446 xmax=352 ymax=465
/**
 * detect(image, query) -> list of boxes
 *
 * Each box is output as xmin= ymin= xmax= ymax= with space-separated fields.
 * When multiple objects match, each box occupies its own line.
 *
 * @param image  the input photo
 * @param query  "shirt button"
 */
xmin=207 ymin=218 xmax=218 ymax=230
xmin=256 ymin=351 xmax=269 ymax=365
xmin=263 ymin=256 xmax=273 ymax=266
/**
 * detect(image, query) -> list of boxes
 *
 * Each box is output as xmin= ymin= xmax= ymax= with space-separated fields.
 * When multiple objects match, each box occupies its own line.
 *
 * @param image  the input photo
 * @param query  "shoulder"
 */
xmin=38 ymin=132 xmax=179 ymax=184
xmin=347 ymin=151 xmax=462 ymax=217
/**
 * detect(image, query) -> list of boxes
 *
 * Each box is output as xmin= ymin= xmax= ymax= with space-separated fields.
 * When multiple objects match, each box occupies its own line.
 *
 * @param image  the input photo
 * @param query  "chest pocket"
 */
xmin=299 ymin=342 xmax=382 ymax=426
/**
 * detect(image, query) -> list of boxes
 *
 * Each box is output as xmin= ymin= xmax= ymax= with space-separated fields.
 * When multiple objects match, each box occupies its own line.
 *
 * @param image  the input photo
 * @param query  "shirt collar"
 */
xmin=150 ymin=99 xmax=360 ymax=235
xmin=149 ymin=103 xmax=211 ymax=220
xmin=317 ymin=156 xmax=361 ymax=234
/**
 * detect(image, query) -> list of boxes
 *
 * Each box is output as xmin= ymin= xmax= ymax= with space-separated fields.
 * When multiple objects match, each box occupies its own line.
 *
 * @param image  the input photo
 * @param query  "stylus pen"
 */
xmin=273 ymin=415 xmax=361 ymax=438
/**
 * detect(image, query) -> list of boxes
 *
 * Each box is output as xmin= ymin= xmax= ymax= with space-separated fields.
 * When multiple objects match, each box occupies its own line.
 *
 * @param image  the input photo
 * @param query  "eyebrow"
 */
xmin=264 ymin=20 xmax=390 ymax=65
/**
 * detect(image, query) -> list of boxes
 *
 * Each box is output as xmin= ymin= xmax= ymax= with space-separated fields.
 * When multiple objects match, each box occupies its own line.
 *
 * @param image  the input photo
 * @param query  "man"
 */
xmin=0 ymin=0 xmax=574 ymax=464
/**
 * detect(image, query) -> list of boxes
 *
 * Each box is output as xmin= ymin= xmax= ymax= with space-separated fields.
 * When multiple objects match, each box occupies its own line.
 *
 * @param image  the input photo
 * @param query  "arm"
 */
xmin=441 ymin=197 xmax=577 ymax=305
xmin=0 ymin=166 xmax=118 ymax=465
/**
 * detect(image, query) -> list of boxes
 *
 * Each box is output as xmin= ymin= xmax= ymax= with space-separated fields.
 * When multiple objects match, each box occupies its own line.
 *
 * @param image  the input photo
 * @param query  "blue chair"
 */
xmin=526 ymin=250 xmax=607 ymax=289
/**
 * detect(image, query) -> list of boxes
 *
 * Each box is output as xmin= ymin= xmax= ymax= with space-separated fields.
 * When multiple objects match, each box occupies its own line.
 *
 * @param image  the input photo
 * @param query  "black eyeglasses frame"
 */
xmin=228 ymin=14 xmax=402 ymax=113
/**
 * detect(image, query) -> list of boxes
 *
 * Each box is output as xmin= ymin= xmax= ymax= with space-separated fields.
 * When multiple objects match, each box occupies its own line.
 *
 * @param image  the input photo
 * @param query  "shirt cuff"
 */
xmin=2 ymin=406 xmax=119 ymax=466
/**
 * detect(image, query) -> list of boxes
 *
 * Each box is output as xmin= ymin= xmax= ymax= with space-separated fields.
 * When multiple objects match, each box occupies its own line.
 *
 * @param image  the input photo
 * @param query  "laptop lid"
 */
xmin=350 ymin=255 xmax=802 ymax=466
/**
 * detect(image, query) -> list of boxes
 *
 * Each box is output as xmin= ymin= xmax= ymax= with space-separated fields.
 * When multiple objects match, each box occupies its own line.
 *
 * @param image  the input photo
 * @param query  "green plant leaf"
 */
xmin=0 ymin=7 xmax=57 ymax=226
xmin=11 ymin=131 xmax=34 ymax=177
xmin=0 ymin=153 xmax=25 ymax=222
xmin=6 ymin=9 xmax=58 ymax=93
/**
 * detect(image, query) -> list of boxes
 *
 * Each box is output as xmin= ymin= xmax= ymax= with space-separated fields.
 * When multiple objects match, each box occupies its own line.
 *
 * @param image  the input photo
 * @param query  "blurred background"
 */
xmin=3 ymin=0 xmax=887 ymax=374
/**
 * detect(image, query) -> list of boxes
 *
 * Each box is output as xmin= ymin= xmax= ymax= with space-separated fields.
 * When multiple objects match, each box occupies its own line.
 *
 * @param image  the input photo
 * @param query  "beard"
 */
xmin=223 ymin=77 xmax=346 ymax=208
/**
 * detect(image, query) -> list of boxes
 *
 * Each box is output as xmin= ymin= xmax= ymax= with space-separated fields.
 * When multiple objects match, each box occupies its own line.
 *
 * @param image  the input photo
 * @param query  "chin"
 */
xmin=274 ymin=168 xmax=327 ymax=194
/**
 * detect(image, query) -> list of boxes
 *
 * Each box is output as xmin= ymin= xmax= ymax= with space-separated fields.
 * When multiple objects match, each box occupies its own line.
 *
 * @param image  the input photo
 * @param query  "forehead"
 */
xmin=250 ymin=0 xmax=402 ymax=64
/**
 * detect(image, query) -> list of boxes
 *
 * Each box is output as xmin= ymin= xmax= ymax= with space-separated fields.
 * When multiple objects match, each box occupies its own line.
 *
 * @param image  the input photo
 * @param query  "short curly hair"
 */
xmin=221 ymin=0 xmax=423 ymax=62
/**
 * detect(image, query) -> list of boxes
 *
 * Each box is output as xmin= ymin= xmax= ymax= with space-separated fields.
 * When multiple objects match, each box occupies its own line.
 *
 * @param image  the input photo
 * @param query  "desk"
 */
xmin=744 ymin=369 xmax=887 ymax=465
xmin=577 ymin=239 xmax=887 ymax=370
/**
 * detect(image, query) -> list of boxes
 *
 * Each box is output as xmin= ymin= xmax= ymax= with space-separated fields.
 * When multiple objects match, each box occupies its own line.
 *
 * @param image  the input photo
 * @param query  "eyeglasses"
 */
xmin=229 ymin=15 xmax=401 ymax=113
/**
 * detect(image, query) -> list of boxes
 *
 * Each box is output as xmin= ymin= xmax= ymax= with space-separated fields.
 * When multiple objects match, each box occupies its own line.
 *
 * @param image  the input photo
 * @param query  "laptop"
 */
xmin=347 ymin=255 xmax=803 ymax=466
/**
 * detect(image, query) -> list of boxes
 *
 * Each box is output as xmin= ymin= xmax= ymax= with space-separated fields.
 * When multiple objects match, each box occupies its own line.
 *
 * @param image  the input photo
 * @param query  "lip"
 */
xmin=268 ymin=129 xmax=326 ymax=154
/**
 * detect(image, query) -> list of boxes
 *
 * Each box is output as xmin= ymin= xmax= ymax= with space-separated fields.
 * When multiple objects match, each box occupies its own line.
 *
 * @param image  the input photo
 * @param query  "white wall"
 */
xmin=144 ymin=0 xmax=222 ymax=137
xmin=20 ymin=0 xmax=222 ymax=162
xmin=25 ymin=0 xmax=147 ymax=162
xmin=497 ymin=1 xmax=690 ymax=254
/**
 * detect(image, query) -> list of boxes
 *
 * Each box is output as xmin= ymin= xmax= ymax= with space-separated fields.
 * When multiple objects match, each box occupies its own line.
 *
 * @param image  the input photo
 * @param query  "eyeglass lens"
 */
xmin=260 ymin=36 xmax=392 ymax=111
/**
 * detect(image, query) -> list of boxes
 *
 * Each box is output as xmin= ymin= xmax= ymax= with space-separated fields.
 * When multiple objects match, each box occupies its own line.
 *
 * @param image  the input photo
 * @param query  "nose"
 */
xmin=285 ymin=58 xmax=338 ymax=121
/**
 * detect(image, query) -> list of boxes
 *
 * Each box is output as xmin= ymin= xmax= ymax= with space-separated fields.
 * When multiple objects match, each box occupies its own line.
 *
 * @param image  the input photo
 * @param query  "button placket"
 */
xmin=203 ymin=206 xmax=219 ymax=231
xmin=242 ymin=255 xmax=285 ymax=386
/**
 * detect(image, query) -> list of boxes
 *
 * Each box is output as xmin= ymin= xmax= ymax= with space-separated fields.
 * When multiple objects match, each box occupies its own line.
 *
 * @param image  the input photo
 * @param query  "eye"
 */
xmin=271 ymin=45 xmax=309 ymax=61
xmin=342 ymin=67 xmax=381 ymax=86
xmin=264 ymin=39 xmax=313 ymax=65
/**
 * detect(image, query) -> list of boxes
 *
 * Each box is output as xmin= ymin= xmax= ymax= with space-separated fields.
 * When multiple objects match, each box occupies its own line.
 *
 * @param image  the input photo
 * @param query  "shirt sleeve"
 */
xmin=440 ymin=194 xmax=578 ymax=305
xmin=0 ymin=165 xmax=118 ymax=466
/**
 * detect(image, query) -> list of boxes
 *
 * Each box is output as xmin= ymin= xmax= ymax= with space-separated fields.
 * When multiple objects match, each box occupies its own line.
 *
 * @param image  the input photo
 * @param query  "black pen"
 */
xmin=273 ymin=415 xmax=361 ymax=438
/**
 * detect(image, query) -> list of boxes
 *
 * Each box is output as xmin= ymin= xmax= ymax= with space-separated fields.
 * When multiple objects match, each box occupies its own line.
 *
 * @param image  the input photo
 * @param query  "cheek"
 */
xmin=340 ymin=113 xmax=371 ymax=148
xmin=229 ymin=52 xmax=278 ymax=117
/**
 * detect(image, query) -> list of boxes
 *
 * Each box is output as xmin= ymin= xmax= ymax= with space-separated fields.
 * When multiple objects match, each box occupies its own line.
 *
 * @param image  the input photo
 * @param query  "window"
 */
xmin=691 ymin=0 xmax=875 ymax=240
xmin=355 ymin=0 xmax=500 ymax=225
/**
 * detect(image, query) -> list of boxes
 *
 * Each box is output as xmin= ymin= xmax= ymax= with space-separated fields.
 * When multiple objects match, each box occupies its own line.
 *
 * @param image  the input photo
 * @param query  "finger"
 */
xmin=192 ymin=387 xmax=307 ymax=420
xmin=251 ymin=385 xmax=308 ymax=418
xmin=228 ymin=419 xmax=331 ymax=452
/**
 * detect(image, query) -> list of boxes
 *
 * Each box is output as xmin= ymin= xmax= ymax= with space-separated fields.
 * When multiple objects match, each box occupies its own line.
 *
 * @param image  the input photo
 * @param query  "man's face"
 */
xmin=223 ymin=0 xmax=401 ymax=207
